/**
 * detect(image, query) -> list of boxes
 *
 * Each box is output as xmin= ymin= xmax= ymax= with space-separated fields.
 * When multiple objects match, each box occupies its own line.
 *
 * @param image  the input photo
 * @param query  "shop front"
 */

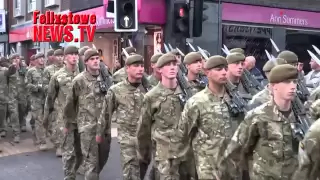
xmin=221 ymin=3 xmax=320 ymax=72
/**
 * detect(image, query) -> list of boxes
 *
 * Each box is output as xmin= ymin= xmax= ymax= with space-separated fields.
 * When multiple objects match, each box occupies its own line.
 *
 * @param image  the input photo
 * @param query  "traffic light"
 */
xmin=173 ymin=3 xmax=190 ymax=37
xmin=193 ymin=0 xmax=208 ymax=37
xmin=114 ymin=0 xmax=138 ymax=32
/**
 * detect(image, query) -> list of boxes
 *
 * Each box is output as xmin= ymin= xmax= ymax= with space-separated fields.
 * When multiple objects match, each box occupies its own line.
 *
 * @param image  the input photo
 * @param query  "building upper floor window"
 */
xmin=0 ymin=0 xmax=4 ymax=9
xmin=28 ymin=0 xmax=36 ymax=11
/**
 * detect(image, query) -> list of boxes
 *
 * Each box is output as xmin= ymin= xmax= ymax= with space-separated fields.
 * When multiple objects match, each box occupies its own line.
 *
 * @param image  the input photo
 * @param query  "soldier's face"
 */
xmin=228 ymin=61 xmax=244 ymax=77
xmin=127 ymin=63 xmax=144 ymax=79
xmin=56 ymin=55 xmax=64 ymax=64
xmin=85 ymin=55 xmax=100 ymax=70
xmin=159 ymin=61 xmax=178 ymax=79
xmin=187 ymin=60 xmax=202 ymax=74
xmin=37 ymin=57 xmax=44 ymax=66
xmin=13 ymin=57 xmax=20 ymax=65
xmin=272 ymin=79 xmax=297 ymax=101
xmin=310 ymin=60 xmax=318 ymax=69
xmin=65 ymin=53 xmax=78 ymax=65
xmin=206 ymin=66 xmax=227 ymax=84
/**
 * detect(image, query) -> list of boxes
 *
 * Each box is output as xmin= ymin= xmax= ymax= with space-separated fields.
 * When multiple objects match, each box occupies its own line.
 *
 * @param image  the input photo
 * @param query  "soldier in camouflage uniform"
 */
xmin=64 ymin=48 xmax=110 ymax=180
xmin=137 ymin=53 xmax=185 ymax=180
xmin=0 ymin=57 xmax=17 ymax=139
xmin=16 ymin=56 xmax=28 ymax=132
xmin=112 ymin=47 xmax=136 ymax=84
xmin=248 ymin=58 xmax=287 ymax=110
xmin=44 ymin=48 xmax=77 ymax=158
xmin=45 ymin=49 xmax=55 ymax=66
xmin=78 ymin=46 xmax=90 ymax=72
xmin=178 ymin=55 xmax=243 ymax=180
xmin=221 ymin=64 xmax=300 ymax=180
xmin=25 ymin=52 xmax=47 ymax=150
xmin=43 ymin=49 xmax=64 ymax=139
xmin=25 ymin=55 xmax=36 ymax=128
xmin=183 ymin=52 xmax=206 ymax=94
xmin=99 ymin=54 xmax=146 ymax=180
xmin=292 ymin=116 xmax=320 ymax=180
xmin=148 ymin=53 xmax=162 ymax=87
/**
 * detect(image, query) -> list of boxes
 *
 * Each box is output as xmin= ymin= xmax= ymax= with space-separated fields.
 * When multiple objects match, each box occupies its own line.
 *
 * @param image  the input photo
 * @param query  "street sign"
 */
xmin=114 ymin=0 xmax=138 ymax=32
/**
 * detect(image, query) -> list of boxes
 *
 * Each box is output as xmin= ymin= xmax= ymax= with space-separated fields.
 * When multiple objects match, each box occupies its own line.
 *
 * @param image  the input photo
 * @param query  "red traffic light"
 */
xmin=179 ymin=8 xmax=184 ymax=17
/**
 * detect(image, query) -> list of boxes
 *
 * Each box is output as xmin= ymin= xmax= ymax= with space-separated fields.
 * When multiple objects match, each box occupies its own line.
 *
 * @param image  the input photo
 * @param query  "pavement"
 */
xmin=0 ymin=113 xmax=122 ymax=179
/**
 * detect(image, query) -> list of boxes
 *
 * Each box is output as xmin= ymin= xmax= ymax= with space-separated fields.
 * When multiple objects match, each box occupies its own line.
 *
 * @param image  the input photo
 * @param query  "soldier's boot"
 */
xmin=39 ymin=144 xmax=47 ymax=151
xmin=13 ymin=135 xmax=20 ymax=143
xmin=56 ymin=148 xmax=62 ymax=157
xmin=0 ymin=131 xmax=6 ymax=138
xmin=21 ymin=126 xmax=27 ymax=132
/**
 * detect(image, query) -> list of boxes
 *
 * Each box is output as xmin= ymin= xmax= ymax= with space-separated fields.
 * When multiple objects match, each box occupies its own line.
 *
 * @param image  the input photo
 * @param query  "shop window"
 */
xmin=286 ymin=30 xmax=320 ymax=74
xmin=222 ymin=24 xmax=272 ymax=73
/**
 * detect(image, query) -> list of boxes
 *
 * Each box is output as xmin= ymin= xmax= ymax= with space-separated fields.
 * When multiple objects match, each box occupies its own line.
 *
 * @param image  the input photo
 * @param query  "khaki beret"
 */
xmin=79 ymin=46 xmax=90 ymax=56
xmin=9 ymin=53 xmax=20 ymax=60
xmin=30 ymin=55 xmax=36 ymax=61
xmin=262 ymin=58 xmax=287 ymax=72
xmin=54 ymin=49 xmax=64 ymax=56
xmin=0 ymin=56 xmax=6 ymax=62
xmin=229 ymin=48 xmax=244 ymax=54
xmin=183 ymin=52 xmax=202 ymax=65
xmin=125 ymin=54 xmax=144 ymax=65
xmin=204 ymin=55 xmax=228 ymax=69
xmin=277 ymin=50 xmax=298 ymax=64
xmin=150 ymin=53 xmax=163 ymax=64
xmin=46 ymin=49 xmax=54 ymax=56
xmin=269 ymin=64 xmax=298 ymax=83
xmin=156 ymin=53 xmax=177 ymax=68
xmin=35 ymin=52 xmax=45 ymax=59
xmin=84 ymin=49 xmax=99 ymax=62
xmin=121 ymin=47 xmax=136 ymax=56
xmin=64 ymin=45 xmax=78 ymax=55
xmin=226 ymin=52 xmax=245 ymax=64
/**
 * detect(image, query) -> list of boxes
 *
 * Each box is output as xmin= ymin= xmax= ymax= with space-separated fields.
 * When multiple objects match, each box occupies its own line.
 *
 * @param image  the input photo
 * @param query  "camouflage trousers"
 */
xmin=62 ymin=127 xmax=82 ymax=180
xmin=2 ymin=101 xmax=20 ymax=137
xmin=119 ymin=138 xmax=141 ymax=180
xmin=0 ymin=103 xmax=7 ymax=133
xmin=49 ymin=111 xmax=61 ymax=148
xmin=30 ymin=100 xmax=46 ymax=145
xmin=80 ymin=132 xmax=111 ymax=180
xmin=18 ymin=100 xmax=28 ymax=128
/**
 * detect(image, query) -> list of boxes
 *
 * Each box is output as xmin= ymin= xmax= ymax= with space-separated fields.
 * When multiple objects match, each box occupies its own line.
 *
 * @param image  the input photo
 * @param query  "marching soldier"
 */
xmin=137 ymin=53 xmax=185 ymax=180
xmin=78 ymin=46 xmax=90 ymax=72
xmin=248 ymin=58 xmax=287 ymax=110
xmin=148 ymin=53 xmax=162 ymax=87
xmin=112 ymin=47 xmax=136 ymax=84
xmin=25 ymin=52 xmax=47 ymax=150
xmin=292 ymin=113 xmax=320 ymax=180
xmin=44 ymin=48 xmax=79 ymax=158
xmin=98 ymin=54 xmax=146 ymax=180
xmin=0 ymin=57 xmax=17 ymax=139
xmin=178 ymin=55 xmax=244 ymax=180
xmin=183 ymin=52 xmax=206 ymax=93
xmin=64 ymin=48 xmax=110 ymax=180
xmin=221 ymin=64 xmax=300 ymax=180
xmin=45 ymin=49 xmax=55 ymax=66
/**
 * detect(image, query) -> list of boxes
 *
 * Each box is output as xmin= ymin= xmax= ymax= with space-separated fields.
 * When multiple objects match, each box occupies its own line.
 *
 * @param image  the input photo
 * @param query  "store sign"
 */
xmin=223 ymin=25 xmax=272 ymax=38
xmin=222 ymin=3 xmax=320 ymax=29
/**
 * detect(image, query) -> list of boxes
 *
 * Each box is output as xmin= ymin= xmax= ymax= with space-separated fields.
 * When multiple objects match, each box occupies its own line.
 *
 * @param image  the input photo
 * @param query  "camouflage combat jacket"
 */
xmin=98 ymin=79 xmax=146 ymax=139
xmin=43 ymin=64 xmax=64 ymax=94
xmin=25 ymin=67 xmax=45 ymax=106
xmin=222 ymin=101 xmax=298 ymax=180
xmin=112 ymin=67 xmax=127 ymax=84
xmin=137 ymin=82 xmax=185 ymax=161
xmin=64 ymin=71 xmax=106 ymax=133
xmin=0 ymin=66 xmax=16 ymax=104
xmin=147 ymin=74 xmax=159 ymax=87
xmin=44 ymin=66 xmax=79 ymax=123
xmin=178 ymin=86 xmax=242 ymax=179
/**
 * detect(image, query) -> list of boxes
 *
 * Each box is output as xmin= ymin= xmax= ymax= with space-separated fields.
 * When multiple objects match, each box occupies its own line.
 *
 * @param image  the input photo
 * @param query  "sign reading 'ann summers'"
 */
xmin=222 ymin=3 xmax=320 ymax=29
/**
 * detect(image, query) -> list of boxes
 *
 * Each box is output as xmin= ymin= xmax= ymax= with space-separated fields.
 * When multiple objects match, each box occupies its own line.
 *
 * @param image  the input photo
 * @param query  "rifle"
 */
xmin=241 ymin=69 xmax=263 ymax=94
xmin=224 ymin=80 xmax=248 ymax=117
xmin=296 ymin=73 xmax=309 ymax=102
xmin=177 ymin=68 xmax=194 ymax=107
xmin=99 ymin=61 xmax=113 ymax=92
xmin=291 ymin=96 xmax=312 ymax=141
